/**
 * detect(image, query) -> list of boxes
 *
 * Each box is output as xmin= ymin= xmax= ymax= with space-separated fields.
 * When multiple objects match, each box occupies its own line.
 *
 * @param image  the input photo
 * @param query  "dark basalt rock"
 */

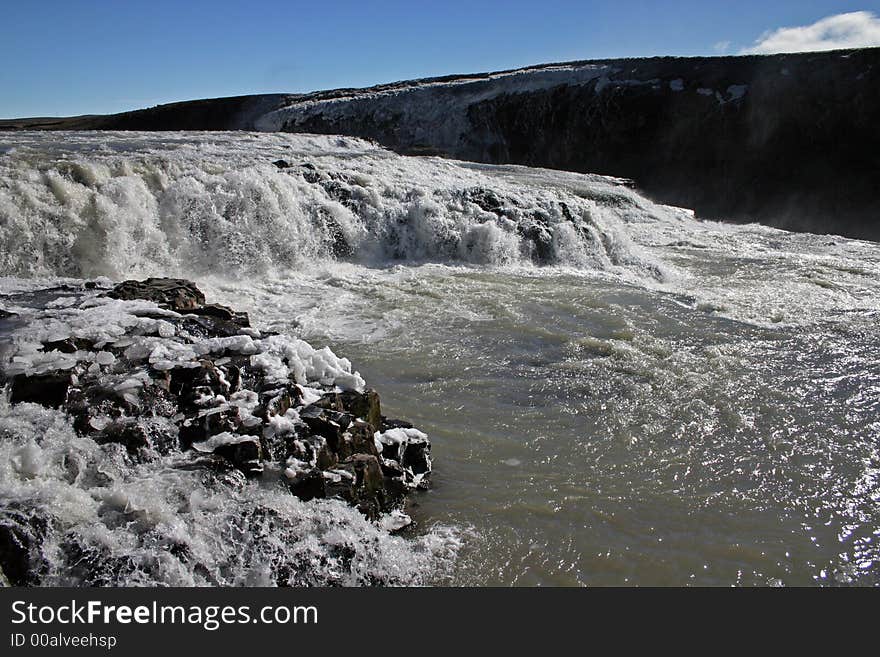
xmin=376 ymin=427 xmax=432 ymax=492
xmin=0 ymin=506 xmax=49 ymax=586
xmin=5 ymin=277 xmax=430 ymax=528
xmin=106 ymin=278 xmax=250 ymax=328
xmin=106 ymin=277 xmax=205 ymax=311
xmin=177 ymin=314 xmax=247 ymax=339
xmin=168 ymin=362 xmax=231 ymax=410
xmin=67 ymin=380 xmax=177 ymax=438
xmin=317 ymin=388 xmax=382 ymax=433
xmin=286 ymin=434 xmax=337 ymax=472
xmin=347 ymin=418 xmax=380 ymax=459
xmin=381 ymin=416 xmax=413 ymax=430
xmin=212 ymin=439 xmax=263 ymax=477
xmin=464 ymin=188 xmax=506 ymax=216
xmin=287 ymin=469 xmax=326 ymax=501
xmin=93 ymin=419 xmax=151 ymax=452
xmin=519 ymin=222 xmax=554 ymax=263
xmin=300 ymin=405 xmax=352 ymax=452
xmin=42 ymin=337 xmax=95 ymax=354
xmin=189 ymin=303 xmax=250 ymax=328
xmin=345 ymin=454 xmax=385 ymax=520
xmin=10 ymin=372 xmax=73 ymax=408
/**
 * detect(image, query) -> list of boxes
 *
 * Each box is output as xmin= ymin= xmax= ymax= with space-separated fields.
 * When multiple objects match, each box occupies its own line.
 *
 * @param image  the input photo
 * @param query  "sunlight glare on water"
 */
xmin=212 ymin=264 xmax=880 ymax=586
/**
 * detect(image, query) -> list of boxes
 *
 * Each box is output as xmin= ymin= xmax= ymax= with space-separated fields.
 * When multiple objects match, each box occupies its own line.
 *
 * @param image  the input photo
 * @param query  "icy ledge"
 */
xmin=0 ymin=278 xmax=435 ymax=586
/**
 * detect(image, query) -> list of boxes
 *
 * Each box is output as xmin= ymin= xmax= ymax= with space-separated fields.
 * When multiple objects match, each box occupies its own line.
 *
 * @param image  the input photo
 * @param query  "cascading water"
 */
xmin=2 ymin=131 xmax=879 ymax=586
xmin=0 ymin=132 xmax=669 ymax=281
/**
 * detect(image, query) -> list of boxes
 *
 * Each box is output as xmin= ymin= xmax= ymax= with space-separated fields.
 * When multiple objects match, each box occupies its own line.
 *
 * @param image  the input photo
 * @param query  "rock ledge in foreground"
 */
xmin=5 ymin=277 xmax=431 ymax=523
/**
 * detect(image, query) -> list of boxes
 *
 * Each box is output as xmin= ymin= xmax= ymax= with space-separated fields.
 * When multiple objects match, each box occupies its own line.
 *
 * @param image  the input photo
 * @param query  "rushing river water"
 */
xmin=1 ymin=132 xmax=879 ymax=586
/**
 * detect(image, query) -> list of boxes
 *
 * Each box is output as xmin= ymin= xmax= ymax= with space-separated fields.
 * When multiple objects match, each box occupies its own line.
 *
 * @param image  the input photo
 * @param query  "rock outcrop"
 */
xmin=2 ymin=278 xmax=431 ymax=541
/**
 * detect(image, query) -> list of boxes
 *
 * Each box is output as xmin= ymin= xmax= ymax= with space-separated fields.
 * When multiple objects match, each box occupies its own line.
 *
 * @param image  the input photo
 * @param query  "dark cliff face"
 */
xmin=271 ymin=50 xmax=880 ymax=240
xmin=0 ymin=94 xmax=293 ymax=132
xmin=462 ymin=52 xmax=880 ymax=239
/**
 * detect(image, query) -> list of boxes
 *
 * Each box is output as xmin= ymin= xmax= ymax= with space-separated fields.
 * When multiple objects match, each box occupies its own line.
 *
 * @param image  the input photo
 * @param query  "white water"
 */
xmin=0 ymin=131 xmax=671 ymax=281
xmin=2 ymin=132 xmax=879 ymax=585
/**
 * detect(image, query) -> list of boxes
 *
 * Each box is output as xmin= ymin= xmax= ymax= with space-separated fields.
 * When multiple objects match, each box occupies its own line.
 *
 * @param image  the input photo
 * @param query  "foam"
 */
xmin=0 ymin=131 xmax=668 ymax=282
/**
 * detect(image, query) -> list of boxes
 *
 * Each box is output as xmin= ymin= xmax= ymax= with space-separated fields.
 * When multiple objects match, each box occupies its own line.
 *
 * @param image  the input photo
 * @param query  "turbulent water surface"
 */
xmin=1 ymin=132 xmax=879 ymax=585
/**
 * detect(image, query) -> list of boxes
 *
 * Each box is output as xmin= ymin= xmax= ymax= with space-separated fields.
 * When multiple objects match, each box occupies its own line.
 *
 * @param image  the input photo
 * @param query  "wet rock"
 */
xmin=42 ymin=337 xmax=94 ymax=353
xmin=287 ymin=468 xmax=326 ymax=501
xmin=403 ymin=442 xmax=432 ymax=486
xmin=108 ymin=278 xmax=246 ymax=329
xmin=464 ymin=187 xmax=506 ymax=215
xmin=177 ymin=315 xmax=247 ymax=339
xmin=179 ymin=405 xmax=245 ymax=449
xmin=214 ymin=439 xmax=263 ymax=476
xmin=10 ymin=371 xmax=73 ymax=408
xmin=322 ymin=212 xmax=354 ymax=258
xmin=318 ymin=388 xmax=382 ymax=433
xmin=350 ymin=453 xmax=384 ymax=496
xmin=106 ymin=277 xmax=205 ymax=311
xmin=376 ymin=427 xmax=432 ymax=490
xmin=300 ymin=404 xmax=353 ymax=456
xmin=193 ymin=433 xmax=263 ymax=476
xmin=348 ymin=418 xmax=380 ymax=458
xmin=67 ymin=381 xmax=176 ymax=437
xmin=519 ymin=220 xmax=554 ymax=263
xmin=59 ymin=539 xmax=143 ymax=587
xmin=272 ymin=159 xmax=291 ymax=169
xmin=287 ymin=434 xmax=337 ymax=471
xmin=188 ymin=303 xmax=250 ymax=328
xmin=3 ymin=277 xmax=431 ymax=534
xmin=380 ymin=460 xmax=410 ymax=501
xmin=381 ymin=416 xmax=413 ymax=430
xmin=299 ymin=163 xmax=322 ymax=184
xmin=321 ymin=179 xmax=354 ymax=206
xmin=93 ymin=419 xmax=150 ymax=452
xmin=259 ymin=388 xmax=294 ymax=418
xmin=168 ymin=362 xmax=229 ymax=410
xmin=341 ymin=454 xmax=385 ymax=519
xmin=0 ymin=507 xmax=49 ymax=586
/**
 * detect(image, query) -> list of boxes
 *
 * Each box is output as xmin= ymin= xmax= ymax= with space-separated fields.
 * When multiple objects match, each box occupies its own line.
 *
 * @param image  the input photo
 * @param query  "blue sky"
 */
xmin=2 ymin=0 xmax=879 ymax=118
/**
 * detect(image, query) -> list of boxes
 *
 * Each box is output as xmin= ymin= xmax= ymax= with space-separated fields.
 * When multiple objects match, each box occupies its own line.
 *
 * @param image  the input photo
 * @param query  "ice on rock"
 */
xmin=378 ymin=509 xmax=413 ymax=532
xmin=252 ymin=335 xmax=365 ymax=392
xmin=156 ymin=321 xmax=175 ymax=338
xmin=0 ymin=281 xmax=453 ymax=586
xmin=192 ymin=431 xmax=260 ymax=453
xmin=375 ymin=427 xmax=432 ymax=489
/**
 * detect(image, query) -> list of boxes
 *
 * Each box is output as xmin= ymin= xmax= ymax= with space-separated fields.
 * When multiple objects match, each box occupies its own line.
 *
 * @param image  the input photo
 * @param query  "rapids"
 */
xmin=1 ymin=132 xmax=878 ymax=585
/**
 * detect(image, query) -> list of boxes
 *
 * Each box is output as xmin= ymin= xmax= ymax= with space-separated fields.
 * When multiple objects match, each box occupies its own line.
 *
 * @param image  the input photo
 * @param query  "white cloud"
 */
xmin=740 ymin=10 xmax=880 ymax=54
xmin=713 ymin=40 xmax=731 ymax=54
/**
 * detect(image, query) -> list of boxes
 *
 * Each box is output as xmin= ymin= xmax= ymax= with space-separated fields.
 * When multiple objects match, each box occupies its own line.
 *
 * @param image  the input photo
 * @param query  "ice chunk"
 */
xmin=192 ymin=432 xmax=259 ymax=453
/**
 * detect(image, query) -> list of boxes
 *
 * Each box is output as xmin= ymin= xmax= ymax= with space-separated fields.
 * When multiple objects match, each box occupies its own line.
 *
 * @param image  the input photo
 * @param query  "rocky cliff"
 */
xmin=260 ymin=49 xmax=880 ymax=240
